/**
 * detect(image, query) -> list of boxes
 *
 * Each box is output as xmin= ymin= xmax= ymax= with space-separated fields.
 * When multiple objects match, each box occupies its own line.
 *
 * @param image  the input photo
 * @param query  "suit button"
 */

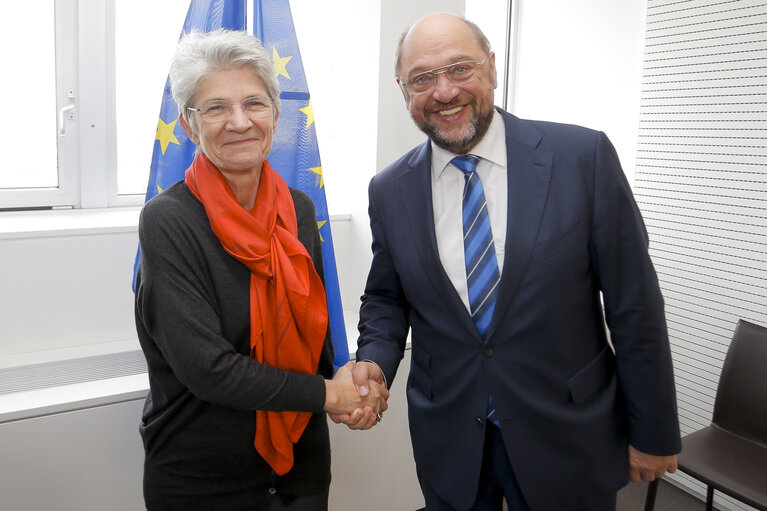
xmin=268 ymin=488 xmax=277 ymax=496
xmin=484 ymin=346 xmax=494 ymax=357
xmin=475 ymin=417 xmax=485 ymax=425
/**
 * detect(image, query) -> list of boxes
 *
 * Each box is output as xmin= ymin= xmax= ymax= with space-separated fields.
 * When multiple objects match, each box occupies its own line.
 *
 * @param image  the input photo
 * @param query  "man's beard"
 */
xmin=413 ymin=99 xmax=494 ymax=155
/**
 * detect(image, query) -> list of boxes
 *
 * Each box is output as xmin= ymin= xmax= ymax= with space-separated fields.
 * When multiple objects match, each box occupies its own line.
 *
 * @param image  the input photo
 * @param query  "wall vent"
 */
xmin=0 ymin=350 xmax=147 ymax=396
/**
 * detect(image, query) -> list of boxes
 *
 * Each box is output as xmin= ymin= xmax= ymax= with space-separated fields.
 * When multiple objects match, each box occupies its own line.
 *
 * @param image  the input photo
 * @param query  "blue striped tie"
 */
xmin=452 ymin=155 xmax=501 ymax=339
xmin=453 ymin=155 xmax=501 ymax=426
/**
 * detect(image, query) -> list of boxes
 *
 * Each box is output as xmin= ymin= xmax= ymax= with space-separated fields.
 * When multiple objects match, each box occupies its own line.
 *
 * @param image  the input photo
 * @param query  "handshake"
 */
xmin=323 ymin=361 xmax=390 ymax=430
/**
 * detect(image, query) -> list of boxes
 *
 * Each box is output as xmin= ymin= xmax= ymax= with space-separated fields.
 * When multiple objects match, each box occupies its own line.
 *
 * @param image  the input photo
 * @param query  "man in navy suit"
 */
xmin=337 ymin=12 xmax=681 ymax=511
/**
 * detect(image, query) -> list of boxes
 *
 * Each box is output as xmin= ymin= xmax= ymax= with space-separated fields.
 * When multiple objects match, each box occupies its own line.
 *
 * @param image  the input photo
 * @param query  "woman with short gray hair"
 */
xmin=134 ymin=29 xmax=388 ymax=511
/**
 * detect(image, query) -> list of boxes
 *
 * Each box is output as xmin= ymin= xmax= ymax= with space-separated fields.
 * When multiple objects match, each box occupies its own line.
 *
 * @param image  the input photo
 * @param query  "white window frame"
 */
xmin=0 ymin=0 xmax=79 ymax=209
xmin=0 ymin=0 xmax=144 ymax=211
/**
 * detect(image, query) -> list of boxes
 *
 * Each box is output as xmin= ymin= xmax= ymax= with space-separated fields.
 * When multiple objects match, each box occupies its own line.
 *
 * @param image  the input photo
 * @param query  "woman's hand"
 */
xmin=325 ymin=362 xmax=389 ymax=429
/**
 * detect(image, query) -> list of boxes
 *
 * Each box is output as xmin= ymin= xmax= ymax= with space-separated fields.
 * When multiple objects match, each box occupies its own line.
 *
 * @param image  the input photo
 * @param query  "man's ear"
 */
xmin=178 ymin=114 xmax=200 ymax=145
xmin=489 ymin=52 xmax=498 ymax=90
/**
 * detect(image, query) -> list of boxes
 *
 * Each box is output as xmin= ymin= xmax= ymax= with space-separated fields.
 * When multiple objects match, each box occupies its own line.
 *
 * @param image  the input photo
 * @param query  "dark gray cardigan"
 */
xmin=135 ymin=180 xmax=334 ymax=510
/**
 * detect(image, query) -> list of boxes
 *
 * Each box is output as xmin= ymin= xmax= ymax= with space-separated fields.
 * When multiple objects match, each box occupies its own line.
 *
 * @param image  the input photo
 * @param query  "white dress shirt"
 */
xmin=431 ymin=110 xmax=508 ymax=312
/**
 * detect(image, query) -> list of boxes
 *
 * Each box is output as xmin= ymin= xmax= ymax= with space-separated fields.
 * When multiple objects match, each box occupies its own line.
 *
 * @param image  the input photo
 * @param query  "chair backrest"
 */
xmin=712 ymin=319 xmax=767 ymax=447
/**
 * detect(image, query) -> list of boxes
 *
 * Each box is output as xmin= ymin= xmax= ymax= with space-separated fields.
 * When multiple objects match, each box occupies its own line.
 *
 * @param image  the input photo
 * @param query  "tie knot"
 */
xmin=451 ymin=155 xmax=480 ymax=174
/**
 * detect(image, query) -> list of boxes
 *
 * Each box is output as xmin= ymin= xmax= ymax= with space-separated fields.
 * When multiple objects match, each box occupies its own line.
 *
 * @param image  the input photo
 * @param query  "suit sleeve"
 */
xmin=356 ymin=178 xmax=409 ymax=386
xmin=589 ymin=132 xmax=681 ymax=455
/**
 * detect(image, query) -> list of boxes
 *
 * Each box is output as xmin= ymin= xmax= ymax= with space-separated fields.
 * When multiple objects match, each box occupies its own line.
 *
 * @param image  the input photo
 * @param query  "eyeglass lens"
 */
xmin=405 ymin=54 xmax=489 ymax=94
xmin=197 ymin=97 xmax=272 ymax=122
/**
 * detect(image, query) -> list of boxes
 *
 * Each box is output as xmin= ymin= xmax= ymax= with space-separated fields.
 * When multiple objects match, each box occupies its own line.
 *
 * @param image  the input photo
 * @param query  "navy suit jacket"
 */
xmin=356 ymin=109 xmax=681 ymax=511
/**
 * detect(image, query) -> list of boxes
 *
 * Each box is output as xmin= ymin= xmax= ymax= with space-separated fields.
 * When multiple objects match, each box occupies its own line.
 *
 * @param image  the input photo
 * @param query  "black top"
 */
xmin=135 ymin=181 xmax=334 ymax=510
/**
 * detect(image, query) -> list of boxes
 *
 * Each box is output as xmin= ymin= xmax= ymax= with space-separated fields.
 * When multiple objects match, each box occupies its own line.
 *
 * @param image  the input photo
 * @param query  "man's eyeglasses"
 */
xmin=399 ymin=52 xmax=493 ymax=96
xmin=187 ymin=96 xmax=273 ymax=123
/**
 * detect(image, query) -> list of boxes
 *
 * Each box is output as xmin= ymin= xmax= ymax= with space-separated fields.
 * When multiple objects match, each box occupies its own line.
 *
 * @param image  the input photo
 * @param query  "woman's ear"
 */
xmin=178 ymin=114 xmax=200 ymax=145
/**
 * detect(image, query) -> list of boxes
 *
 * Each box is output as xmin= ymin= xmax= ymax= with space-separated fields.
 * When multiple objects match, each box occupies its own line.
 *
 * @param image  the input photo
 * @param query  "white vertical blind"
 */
xmin=636 ymin=1 xmax=767 ymax=509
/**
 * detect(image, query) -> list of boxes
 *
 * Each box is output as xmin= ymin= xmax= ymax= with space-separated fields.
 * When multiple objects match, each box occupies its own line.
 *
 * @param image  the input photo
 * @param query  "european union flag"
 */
xmin=253 ymin=0 xmax=348 ymax=367
xmin=136 ymin=0 xmax=349 ymax=368
xmin=143 ymin=0 xmax=246 ymax=206
xmin=133 ymin=0 xmax=246 ymax=290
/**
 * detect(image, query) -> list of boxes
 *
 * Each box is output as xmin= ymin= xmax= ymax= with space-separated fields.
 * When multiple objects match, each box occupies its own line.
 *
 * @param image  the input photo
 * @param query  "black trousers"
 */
xmin=144 ymin=481 xmax=328 ymax=511
xmin=266 ymin=487 xmax=329 ymax=511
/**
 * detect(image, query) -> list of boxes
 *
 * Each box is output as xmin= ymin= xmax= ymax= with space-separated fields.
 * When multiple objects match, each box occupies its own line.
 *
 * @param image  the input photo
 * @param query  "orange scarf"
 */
xmin=185 ymin=153 xmax=328 ymax=476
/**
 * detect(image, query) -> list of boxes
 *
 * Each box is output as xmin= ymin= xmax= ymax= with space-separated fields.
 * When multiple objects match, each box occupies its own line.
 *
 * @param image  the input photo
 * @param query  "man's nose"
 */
xmin=431 ymin=72 xmax=459 ymax=102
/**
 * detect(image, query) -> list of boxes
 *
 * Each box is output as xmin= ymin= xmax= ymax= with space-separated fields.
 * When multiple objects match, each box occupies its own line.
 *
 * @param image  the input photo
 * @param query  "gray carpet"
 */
xmin=618 ymin=480 xmax=706 ymax=510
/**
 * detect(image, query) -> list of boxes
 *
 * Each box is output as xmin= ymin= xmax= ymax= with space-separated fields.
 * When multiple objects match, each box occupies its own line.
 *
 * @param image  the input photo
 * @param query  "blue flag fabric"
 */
xmin=135 ymin=0 xmax=349 ymax=368
xmin=142 ymin=0 xmax=246 ymax=207
xmin=253 ymin=0 xmax=349 ymax=367
xmin=133 ymin=0 xmax=245 ymax=291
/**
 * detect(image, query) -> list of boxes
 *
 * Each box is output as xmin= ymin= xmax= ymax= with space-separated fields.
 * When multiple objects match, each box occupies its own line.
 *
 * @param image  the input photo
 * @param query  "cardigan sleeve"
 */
xmin=135 ymin=185 xmax=328 ymax=413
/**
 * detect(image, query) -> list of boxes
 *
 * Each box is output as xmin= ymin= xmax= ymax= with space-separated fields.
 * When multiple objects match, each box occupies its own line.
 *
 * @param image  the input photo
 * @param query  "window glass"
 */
xmin=115 ymin=0 xmax=189 ymax=196
xmin=0 ymin=5 xmax=58 ymax=189
xmin=465 ymin=0 xmax=509 ymax=109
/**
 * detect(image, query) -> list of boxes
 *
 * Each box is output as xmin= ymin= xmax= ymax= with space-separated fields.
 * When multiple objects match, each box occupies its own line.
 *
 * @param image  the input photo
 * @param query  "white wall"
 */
xmin=511 ymin=0 xmax=647 ymax=183
xmin=0 ymin=399 xmax=146 ymax=511
xmin=0 ymin=210 xmax=140 ymax=366
xmin=289 ymin=0 xmax=381 ymax=343
xmin=329 ymin=352 xmax=421 ymax=511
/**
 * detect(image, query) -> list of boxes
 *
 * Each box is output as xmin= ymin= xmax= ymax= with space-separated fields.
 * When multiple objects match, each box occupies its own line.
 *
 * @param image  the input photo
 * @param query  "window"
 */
xmin=2 ymin=1 xmax=502 ymax=212
xmin=0 ymin=0 xmax=188 ymax=210
xmin=1 ymin=0 xmax=381 ymax=212
xmin=114 ymin=1 xmax=190 ymax=199
xmin=1 ymin=6 xmax=57 ymax=190
xmin=465 ymin=0 xmax=511 ymax=110
xmin=0 ymin=1 xmax=78 ymax=208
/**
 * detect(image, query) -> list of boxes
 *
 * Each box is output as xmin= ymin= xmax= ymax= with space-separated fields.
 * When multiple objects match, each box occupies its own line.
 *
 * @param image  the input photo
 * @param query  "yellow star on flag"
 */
xmin=272 ymin=47 xmax=292 ymax=79
xmin=300 ymin=101 xmax=315 ymax=128
xmin=309 ymin=166 xmax=323 ymax=188
xmin=317 ymin=219 xmax=327 ymax=242
xmin=155 ymin=117 xmax=180 ymax=155
xmin=157 ymin=184 xmax=164 ymax=195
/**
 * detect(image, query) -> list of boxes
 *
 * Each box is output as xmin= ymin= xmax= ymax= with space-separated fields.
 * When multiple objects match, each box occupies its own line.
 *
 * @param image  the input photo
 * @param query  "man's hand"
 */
xmin=628 ymin=444 xmax=678 ymax=482
xmin=328 ymin=361 xmax=388 ymax=430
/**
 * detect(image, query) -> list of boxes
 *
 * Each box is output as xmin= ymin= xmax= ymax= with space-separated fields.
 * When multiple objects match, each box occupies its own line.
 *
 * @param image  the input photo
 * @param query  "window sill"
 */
xmin=0 ymin=208 xmax=352 ymax=240
xmin=0 ymin=207 xmax=142 ymax=240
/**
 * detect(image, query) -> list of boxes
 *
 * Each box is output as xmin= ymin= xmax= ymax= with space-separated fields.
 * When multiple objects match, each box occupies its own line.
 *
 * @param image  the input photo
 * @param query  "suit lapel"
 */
xmin=487 ymin=113 xmax=553 ymax=340
xmin=399 ymin=142 xmax=479 ymax=340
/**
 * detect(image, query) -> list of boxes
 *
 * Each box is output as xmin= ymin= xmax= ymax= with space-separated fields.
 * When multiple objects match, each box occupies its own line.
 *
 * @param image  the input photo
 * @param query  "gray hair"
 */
xmin=394 ymin=16 xmax=491 ymax=78
xmin=169 ymin=29 xmax=281 ymax=135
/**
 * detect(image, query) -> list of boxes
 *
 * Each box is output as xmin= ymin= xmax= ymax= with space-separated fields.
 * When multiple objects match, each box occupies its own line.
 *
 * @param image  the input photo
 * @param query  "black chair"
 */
xmin=644 ymin=319 xmax=767 ymax=511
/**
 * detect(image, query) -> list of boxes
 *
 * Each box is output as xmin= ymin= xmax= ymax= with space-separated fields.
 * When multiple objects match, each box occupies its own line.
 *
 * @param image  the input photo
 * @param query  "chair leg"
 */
xmin=644 ymin=479 xmax=660 ymax=511
xmin=705 ymin=485 xmax=714 ymax=511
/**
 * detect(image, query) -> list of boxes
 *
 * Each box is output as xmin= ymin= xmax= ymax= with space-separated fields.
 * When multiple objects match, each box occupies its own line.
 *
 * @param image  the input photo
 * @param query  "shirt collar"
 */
xmin=432 ymin=110 xmax=506 ymax=181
